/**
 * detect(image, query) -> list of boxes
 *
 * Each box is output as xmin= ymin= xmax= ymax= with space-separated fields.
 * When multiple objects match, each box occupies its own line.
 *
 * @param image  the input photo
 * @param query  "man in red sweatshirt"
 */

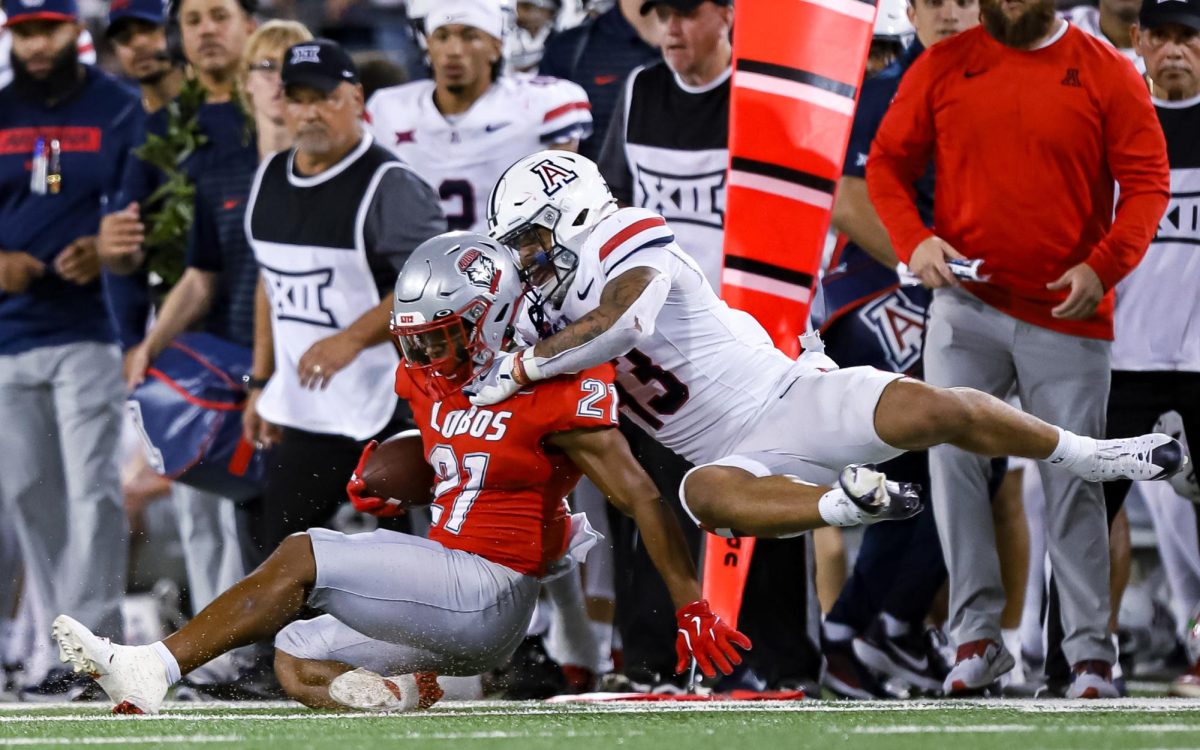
xmin=867 ymin=0 xmax=1170 ymax=698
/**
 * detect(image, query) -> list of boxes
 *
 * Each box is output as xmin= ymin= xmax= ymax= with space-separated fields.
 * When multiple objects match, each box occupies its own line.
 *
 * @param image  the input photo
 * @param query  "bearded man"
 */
xmin=0 ymin=0 xmax=142 ymax=698
xmin=866 ymin=0 xmax=1170 ymax=698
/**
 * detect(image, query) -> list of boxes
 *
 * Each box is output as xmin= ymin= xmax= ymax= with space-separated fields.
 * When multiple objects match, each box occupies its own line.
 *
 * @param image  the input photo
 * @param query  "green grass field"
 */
xmin=4 ymin=699 xmax=1200 ymax=749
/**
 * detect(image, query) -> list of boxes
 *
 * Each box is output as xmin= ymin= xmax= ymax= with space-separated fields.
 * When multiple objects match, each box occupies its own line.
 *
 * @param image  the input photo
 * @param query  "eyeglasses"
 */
xmin=247 ymin=59 xmax=282 ymax=74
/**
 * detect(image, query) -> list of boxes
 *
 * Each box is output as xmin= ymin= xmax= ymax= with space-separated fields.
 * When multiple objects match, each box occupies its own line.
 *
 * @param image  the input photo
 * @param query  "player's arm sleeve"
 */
xmin=362 ymin=165 xmax=448 ymax=295
xmin=597 ymin=212 xmax=676 ymax=277
xmin=596 ymin=73 xmax=635 ymax=205
xmin=1085 ymin=61 xmax=1171 ymax=291
xmin=528 ymin=267 xmax=670 ymax=380
xmin=538 ymin=78 xmax=594 ymax=145
xmin=865 ymin=55 xmax=938 ymax=262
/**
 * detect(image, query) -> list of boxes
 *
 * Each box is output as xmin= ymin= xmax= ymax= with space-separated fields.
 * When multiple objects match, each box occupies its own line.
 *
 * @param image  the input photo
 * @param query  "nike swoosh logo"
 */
xmin=690 ymin=616 xmax=703 ymax=635
xmin=963 ymin=69 xmax=986 ymax=78
xmin=485 ymin=122 xmax=510 ymax=133
xmin=593 ymin=74 xmax=619 ymax=86
xmin=222 ymin=198 xmax=240 ymax=211
xmin=576 ymin=280 xmax=595 ymax=300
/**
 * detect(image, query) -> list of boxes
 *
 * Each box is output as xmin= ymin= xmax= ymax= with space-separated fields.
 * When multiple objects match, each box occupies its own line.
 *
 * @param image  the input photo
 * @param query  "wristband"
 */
xmin=519 ymin=348 xmax=543 ymax=382
xmin=243 ymin=374 xmax=270 ymax=390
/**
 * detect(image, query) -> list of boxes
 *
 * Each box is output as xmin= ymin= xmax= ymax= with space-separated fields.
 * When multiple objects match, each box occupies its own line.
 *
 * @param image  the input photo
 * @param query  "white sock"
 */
xmin=150 ymin=641 xmax=182 ymax=685
xmin=817 ymin=488 xmax=864 ymax=527
xmin=1001 ymin=628 xmax=1024 ymax=683
xmin=1045 ymin=427 xmax=1096 ymax=470
xmin=881 ymin=612 xmax=909 ymax=638
xmin=590 ymin=620 xmax=614 ymax=674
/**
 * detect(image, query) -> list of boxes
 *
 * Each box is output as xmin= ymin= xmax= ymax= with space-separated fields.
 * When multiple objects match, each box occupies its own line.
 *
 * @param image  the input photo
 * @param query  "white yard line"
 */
xmin=2 ymin=697 xmax=1200 ymax=722
xmin=850 ymin=724 xmax=1200 ymax=734
xmin=0 ymin=736 xmax=242 ymax=746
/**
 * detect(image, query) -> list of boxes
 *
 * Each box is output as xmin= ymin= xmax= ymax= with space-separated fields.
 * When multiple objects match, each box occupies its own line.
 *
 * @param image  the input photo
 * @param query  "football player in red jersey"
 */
xmin=49 ymin=232 xmax=750 ymax=714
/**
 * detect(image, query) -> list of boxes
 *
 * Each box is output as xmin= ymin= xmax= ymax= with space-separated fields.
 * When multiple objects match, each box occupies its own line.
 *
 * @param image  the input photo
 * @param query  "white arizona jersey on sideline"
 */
xmin=521 ymin=207 xmax=801 ymax=465
xmin=366 ymin=75 xmax=592 ymax=233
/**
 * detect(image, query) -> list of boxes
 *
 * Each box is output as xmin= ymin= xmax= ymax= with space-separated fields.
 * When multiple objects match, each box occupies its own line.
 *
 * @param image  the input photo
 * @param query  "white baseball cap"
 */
xmin=424 ymin=0 xmax=505 ymax=40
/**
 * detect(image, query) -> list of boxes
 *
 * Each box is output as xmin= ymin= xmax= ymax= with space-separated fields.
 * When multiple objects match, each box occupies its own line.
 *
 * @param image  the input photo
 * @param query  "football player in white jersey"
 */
xmin=365 ymin=0 xmax=592 ymax=233
xmin=467 ymin=150 xmax=1189 ymax=539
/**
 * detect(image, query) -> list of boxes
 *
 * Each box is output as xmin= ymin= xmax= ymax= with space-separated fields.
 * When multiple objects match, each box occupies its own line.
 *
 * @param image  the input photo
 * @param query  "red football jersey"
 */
xmin=395 ymin=363 xmax=619 ymax=577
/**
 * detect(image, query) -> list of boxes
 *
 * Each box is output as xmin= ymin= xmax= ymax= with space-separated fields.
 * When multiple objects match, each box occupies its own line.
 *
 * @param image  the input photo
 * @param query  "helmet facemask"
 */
xmin=392 ymin=288 xmax=513 ymax=401
xmin=495 ymin=203 xmax=579 ymax=310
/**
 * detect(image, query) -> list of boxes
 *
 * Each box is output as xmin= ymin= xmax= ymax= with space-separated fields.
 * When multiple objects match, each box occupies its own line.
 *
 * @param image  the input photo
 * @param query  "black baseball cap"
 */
xmin=281 ymin=39 xmax=359 ymax=94
xmin=107 ymin=0 xmax=165 ymax=32
xmin=639 ymin=0 xmax=731 ymax=16
xmin=1139 ymin=0 xmax=1200 ymax=33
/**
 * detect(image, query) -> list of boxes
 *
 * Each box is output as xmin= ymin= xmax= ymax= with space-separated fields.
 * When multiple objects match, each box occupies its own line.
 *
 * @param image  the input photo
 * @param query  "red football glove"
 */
xmin=346 ymin=440 xmax=406 ymax=518
xmin=674 ymin=599 xmax=752 ymax=678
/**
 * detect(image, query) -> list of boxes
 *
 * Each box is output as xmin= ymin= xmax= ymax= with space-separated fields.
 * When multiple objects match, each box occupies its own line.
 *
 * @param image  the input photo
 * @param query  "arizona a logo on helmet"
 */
xmin=530 ymin=158 xmax=579 ymax=197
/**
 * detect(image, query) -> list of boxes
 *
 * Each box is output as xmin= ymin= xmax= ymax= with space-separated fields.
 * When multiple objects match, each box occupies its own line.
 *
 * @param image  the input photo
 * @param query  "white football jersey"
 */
xmin=526 ymin=207 xmax=801 ymax=465
xmin=366 ymin=75 xmax=592 ymax=234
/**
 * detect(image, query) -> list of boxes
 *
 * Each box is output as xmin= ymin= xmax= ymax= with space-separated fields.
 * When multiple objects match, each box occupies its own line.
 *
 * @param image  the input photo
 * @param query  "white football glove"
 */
xmin=465 ymin=350 xmax=523 ymax=406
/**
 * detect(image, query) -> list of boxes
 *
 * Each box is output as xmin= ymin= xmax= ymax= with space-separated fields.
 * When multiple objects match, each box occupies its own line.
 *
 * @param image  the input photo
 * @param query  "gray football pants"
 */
xmin=0 ymin=342 xmax=128 ymax=642
xmin=275 ymin=528 xmax=539 ymax=676
xmin=924 ymin=289 xmax=1114 ymax=665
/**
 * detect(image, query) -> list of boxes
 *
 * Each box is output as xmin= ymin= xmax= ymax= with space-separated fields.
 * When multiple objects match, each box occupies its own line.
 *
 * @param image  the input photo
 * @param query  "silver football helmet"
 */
xmin=487 ymin=150 xmax=616 ymax=308
xmin=391 ymin=232 xmax=525 ymax=399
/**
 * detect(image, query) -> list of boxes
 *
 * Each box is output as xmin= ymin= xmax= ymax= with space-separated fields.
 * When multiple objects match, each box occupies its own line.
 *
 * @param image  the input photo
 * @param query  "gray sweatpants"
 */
xmin=924 ymin=289 xmax=1114 ymax=665
xmin=0 ymin=342 xmax=128 ymax=644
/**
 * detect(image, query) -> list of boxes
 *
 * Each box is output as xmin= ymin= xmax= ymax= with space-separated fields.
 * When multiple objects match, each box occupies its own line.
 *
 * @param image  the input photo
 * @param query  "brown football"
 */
xmin=359 ymin=431 xmax=435 ymax=508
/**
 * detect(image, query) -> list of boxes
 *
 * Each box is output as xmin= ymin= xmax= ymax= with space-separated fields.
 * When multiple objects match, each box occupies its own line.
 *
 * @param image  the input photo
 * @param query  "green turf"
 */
xmin=4 ymin=700 xmax=1200 ymax=749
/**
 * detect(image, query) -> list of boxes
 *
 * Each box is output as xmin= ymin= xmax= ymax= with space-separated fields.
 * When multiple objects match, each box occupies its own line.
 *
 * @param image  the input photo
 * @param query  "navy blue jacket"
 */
xmin=0 ymin=67 xmax=143 ymax=355
xmin=822 ymin=41 xmax=935 ymax=321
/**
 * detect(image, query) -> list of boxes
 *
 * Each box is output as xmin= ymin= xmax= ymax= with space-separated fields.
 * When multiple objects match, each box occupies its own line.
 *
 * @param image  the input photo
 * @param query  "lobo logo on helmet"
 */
xmin=530 ymin=158 xmax=579 ymax=196
xmin=456 ymin=247 xmax=497 ymax=288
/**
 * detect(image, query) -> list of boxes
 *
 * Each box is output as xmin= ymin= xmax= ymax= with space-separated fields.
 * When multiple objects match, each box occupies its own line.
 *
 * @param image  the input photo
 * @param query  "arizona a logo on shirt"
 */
xmin=530 ymin=158 xmax=578 ymax=196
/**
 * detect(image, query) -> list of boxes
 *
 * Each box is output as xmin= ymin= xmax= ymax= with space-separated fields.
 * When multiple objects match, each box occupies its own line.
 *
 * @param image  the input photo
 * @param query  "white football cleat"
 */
xmin=1154 ymin=411 xmax=1200 ymax=502
xmin=328 ymin=668 xmax=442 ymax=712
xmin=52 ymin=614 xmax=169 ymax=714
xmin=1071 ymin=433 xmax=1187 ymax=482
xmin=839 ymin=464 xmax=923 ymax=524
